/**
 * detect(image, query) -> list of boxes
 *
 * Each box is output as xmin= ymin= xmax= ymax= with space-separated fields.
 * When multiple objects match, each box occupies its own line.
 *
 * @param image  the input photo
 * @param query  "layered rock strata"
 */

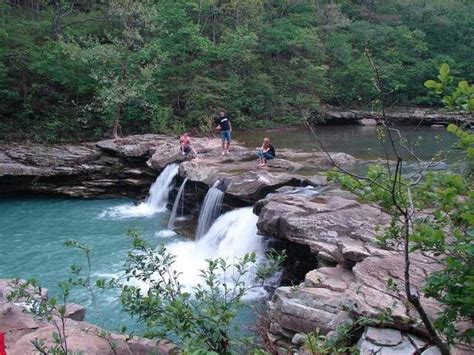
xmin=254 ymin=187 xmax=448 ymax=353
xmin=1 ymin=134 xmax=354 ymax=205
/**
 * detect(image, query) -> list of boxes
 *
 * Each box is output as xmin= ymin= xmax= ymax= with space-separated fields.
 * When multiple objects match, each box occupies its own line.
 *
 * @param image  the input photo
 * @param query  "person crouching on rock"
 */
xmin=215 ymin=110 xmax=232 ymax=156
xmin=256 ymin=137 xmax=275 ymax=167
xmin=179 ymin=133 xmax=194 ymax=155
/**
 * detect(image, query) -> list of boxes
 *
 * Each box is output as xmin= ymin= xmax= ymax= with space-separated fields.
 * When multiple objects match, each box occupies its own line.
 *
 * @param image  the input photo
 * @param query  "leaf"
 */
xmin=424 ymin=80 xmax=438 ymax=89
xmin=439 ymin=63 xmax=450 ymax=78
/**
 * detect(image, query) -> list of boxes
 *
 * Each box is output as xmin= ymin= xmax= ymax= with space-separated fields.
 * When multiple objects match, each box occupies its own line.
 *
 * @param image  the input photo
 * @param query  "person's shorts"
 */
xmin=220 ymin=130 xmax=231 ymax=142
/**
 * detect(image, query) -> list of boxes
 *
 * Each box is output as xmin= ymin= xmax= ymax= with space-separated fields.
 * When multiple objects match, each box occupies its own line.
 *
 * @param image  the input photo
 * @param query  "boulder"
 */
xmin=365 ymin=327 xmax=403 ymax=346
xmin=0 ymin=301 xmax=43 ymax=349
xmin=2 ymin=306 xmax=178 ymax=354
xmin=310 ymin=152 xmax=357 ymax=169
xmin=360 ymin=118 xmax=378 ymax=126
xmin=8 ymin=322 xmax=131 ymax=355
xmin=96 ymin=134 xmax=167 ymax=158
xmin=8 ymin=318 xmax=179 ymax=355
xmin=266 ymin=253 xmax=444 ymax=343
xmin=303 ymin=175 xmax=328 ymax=187
xmin=63 ymin=303 xmax=86 ymax=321
xmin=224 ymin=171 xmax=302 ymax=203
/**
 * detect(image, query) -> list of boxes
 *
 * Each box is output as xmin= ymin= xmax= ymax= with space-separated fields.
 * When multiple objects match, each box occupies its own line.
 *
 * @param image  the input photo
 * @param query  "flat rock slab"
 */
xmin=365 ymin=327 xmax=403 ymax=346
xmin=254 ymin=188 xmax=391 ymax=265
xmin=0 ymin=133 xmax=357 ymax=200
xmin=357 ymin=327 xmax=427 ymax=355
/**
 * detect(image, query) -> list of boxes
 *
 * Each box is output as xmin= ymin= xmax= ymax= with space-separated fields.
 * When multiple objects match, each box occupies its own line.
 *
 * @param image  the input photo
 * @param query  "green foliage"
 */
xmin=424 ymin=64 xmax=474 ymax=113
xmin=120 ymin=231 xmax=285 ymax=354
xmin=0 ymin=1 xmax=472 ymax=141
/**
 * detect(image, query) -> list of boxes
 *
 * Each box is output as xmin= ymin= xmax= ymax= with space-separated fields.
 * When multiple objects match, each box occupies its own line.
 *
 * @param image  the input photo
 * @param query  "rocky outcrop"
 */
xmin=253 ymin=187 xmax=448 ymax=353
xmin=8 ymin=319 xmax=177 ymax=355
xmin=173 ymin=145 xmax=353 ymax=203
xmin=323 ymin=108 xmax=471 ymax=127
xmin=0 ymin=134 xmax=354 ymax=202
xmin=0 ymin=135 xmax=165 ymax=198
xmin=254 ymin=187 xmax=391 ymax=267
xmin=0 ymin=279 xmax=177 ymax=354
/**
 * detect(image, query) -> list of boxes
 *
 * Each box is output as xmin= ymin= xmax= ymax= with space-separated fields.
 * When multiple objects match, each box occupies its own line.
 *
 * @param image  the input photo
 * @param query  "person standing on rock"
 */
xmin=215 ymin=110 xmax=232 ymax=156
xmin=256 ymin=137 xmax=275 ymax=167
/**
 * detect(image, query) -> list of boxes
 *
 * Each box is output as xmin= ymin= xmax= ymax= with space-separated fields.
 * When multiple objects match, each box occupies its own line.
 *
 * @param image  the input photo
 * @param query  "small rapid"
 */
xmin=99 ymin=164 xmax=179 ymax=219
xmin=195 ymin=180 xmax=224 ymax=239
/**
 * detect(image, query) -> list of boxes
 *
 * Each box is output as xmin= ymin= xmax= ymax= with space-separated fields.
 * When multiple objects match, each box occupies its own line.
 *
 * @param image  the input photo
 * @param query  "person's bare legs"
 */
xmin=221 ymin=140 xmax=225 ymax=155
xmin=225 ymin=139 xmax=230 ymax=155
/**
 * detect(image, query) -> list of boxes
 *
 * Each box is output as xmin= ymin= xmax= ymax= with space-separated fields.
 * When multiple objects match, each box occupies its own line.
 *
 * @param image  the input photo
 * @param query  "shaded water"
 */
xmin=234 ymin=125 xmax=457 ymax=161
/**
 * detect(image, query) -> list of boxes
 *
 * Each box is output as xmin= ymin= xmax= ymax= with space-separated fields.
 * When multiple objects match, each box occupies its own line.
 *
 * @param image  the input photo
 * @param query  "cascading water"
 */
xmin=195 ymin=180 xmax=224 ymax=239
xmin=99 ymin=163 xmax=179 ymax=219
xmin=165 ymin=207 xmax=270 ymax=299
xmin=167 ymin=177 xmax=189 ymax=229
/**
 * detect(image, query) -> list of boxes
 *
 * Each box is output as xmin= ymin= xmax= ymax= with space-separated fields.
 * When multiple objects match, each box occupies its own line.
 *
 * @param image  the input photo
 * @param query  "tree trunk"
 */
xmin=403 ymin=215 xmax=450 ymax=355
xmin=112 ymin=104 xmax=122 ymax=139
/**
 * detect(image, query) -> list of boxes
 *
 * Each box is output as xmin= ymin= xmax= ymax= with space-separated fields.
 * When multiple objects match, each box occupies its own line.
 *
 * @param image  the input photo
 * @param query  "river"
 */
xmin=0 ymin=125 xmax=458 ymax=335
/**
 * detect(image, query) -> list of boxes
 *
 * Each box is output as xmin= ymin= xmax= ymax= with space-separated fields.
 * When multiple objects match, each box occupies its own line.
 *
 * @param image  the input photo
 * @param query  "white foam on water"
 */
xmin=156 ymin=229 xmax=177 ymax=238
xmin=134 ymin=207 xmax=273 ymax=300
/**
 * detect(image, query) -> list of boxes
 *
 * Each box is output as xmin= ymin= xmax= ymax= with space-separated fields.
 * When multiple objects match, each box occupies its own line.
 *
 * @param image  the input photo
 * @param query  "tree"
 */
xmin=60 ymin=1 xmax=163 ymax=138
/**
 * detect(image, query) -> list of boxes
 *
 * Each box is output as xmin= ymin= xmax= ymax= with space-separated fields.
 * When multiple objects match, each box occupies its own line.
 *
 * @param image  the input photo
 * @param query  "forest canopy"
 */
xmin=0 ymin=0 xmax=473 ymax=142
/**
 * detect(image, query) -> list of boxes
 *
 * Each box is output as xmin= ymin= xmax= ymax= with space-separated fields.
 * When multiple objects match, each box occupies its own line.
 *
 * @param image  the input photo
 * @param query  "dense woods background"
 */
xmin=0 ymin=0 xmax=472 ymax=142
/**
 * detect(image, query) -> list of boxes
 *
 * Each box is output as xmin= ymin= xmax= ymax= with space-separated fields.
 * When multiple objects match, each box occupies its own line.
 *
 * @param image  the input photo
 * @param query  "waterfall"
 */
xmin=99 ymin=163 xmax=179 ymax=219
xmin=168 ymin=177 xmax=189 ymax=230
xmin=166 ymin=207 xmax=270 ymax=299
xmin=195 ymin=180 xmax=224 ymax=239
xmin=144 ymin=163 xmax=180 ymax=211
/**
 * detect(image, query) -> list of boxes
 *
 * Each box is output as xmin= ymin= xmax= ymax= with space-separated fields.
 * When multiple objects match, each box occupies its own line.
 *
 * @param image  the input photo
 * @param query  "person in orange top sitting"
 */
xmin=179 ymin=133 xmax=195 ymax=155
